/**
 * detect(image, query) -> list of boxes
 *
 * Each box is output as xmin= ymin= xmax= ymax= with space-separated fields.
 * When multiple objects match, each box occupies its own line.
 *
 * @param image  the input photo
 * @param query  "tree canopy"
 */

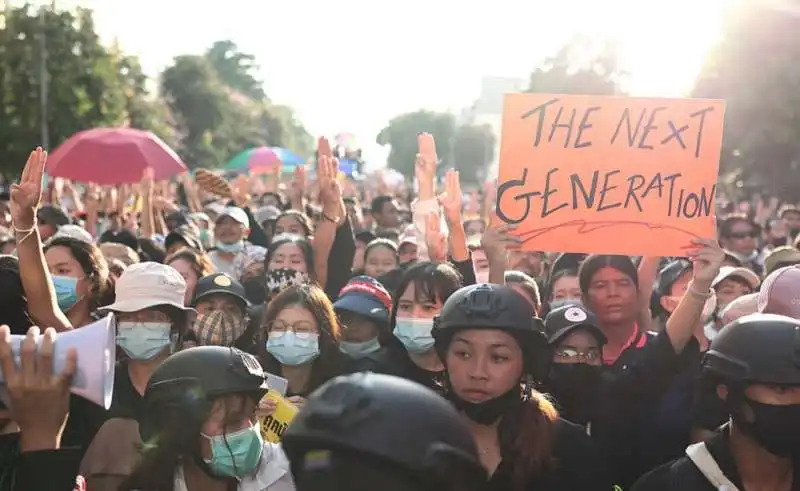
xmin=692 ymin=4 xmax=800 ymax=200
xmin=376 ymin=111 xmax=496 ymax=184
xmin=0 ymin=4 xmax=313 ymax=175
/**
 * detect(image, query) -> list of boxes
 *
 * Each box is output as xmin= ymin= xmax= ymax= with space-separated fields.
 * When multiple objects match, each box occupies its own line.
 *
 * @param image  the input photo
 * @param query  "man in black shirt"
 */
xmin=633 ymin=314 xmax=800 ymax=490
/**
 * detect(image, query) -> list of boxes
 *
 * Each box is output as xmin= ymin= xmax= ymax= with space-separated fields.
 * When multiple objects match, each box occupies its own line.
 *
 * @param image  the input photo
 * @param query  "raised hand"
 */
xmin=140 ymin=167 xmax=154 ymax=195
xmin=416 ymin=133 xmax=437 ymax=200
xmin=10 ymin=147 xmax=47 ymax=228
xmin=291 ymin=165 xmax=306 ymax=202
xmin=438 ymin=169 xmax=463 ymax=225
xmin=687 ymin=237 xmax=725 ymax=287
xmin=0 ymin=326 xmax=77 ymax=451
xmin=481 ymin=210 xmax=522 ymax=262
xmin=426 ymin=211 xmax=448 ymax=263
xmin=317 ymin=139 xmax=344 ymax=221
xmin=318 ymin=136 xmax=333 ymax=160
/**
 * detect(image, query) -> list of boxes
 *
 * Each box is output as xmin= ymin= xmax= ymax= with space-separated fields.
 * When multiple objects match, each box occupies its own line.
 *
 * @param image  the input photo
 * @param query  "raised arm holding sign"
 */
xmin=496 ymin=93 xmax=725 ymax=257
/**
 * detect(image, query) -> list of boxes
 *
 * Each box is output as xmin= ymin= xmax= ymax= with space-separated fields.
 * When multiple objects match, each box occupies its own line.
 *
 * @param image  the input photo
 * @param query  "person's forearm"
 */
xmin=664 ymin=279 xmax=711 ymax=353
xmin=15 ymin=227 xmax=71 ymax=331
xmin=448 ymin=220 xmax=468 ymax=262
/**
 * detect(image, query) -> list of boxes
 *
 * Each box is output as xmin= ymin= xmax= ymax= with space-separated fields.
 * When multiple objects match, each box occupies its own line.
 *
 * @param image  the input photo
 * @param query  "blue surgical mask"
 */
xmin=266 ymin=332 xmax=320 ymax=366
xmin=53 ymin=275 xmax=80 ymax=312
xmin=216 ymin=241 xmax=244 ymax=254
xmin=116 ymin=322 xmax=172 ymax=361
xmin=202 ymin=424 xmax=264 ymax=478
xmin=340 ymin=337 xmax=381 ymax=358
xmin=393 ymin=318 xmax=435 ymax=354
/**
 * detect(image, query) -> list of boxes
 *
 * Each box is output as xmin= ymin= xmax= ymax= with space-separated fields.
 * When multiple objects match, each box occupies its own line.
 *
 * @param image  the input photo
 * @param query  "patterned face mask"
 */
xmin=265 ymin=268 xmax=310 ymax=300
xmin=192 ymin=310 xmax=247 ymax=346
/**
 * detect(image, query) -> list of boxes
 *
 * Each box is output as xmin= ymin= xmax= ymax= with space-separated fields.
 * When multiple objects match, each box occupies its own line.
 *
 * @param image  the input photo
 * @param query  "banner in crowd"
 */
xmin=496 ymin=93 xmax=725 ymax=256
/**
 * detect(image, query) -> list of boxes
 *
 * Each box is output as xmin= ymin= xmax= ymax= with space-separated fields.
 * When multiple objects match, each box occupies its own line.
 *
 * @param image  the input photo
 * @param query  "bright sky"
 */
xmin=35 ymin=0 xmax=728 ymax=163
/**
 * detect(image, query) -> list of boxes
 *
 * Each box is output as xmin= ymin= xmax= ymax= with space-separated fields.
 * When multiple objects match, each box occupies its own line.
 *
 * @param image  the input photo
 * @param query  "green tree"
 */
xmin=692 ymin=5 xmax=800 ymax=200
xmin=205 ymin=40 xmax=266 ymax=101
xmin=0 ymin=5 xmax=129 ymax=174
xmin=529 ymin=36 xmax=626 ymax=95
xmin=114 ymin=51 xmax=176 ymax=147
xmin=160 ymin=42 xmax=314 ymax=168
xmin=453 ymin=123 xmax=496 ymax=184
xmin=160 ymin=55 xmax=229 ymax=168
xmin=376 ymin=110 xmax=457 ymax=178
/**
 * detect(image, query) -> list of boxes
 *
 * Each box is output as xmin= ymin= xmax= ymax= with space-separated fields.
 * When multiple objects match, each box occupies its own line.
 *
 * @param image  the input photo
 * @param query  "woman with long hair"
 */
xmin=432 ymin=283 xmax=613 ymax=490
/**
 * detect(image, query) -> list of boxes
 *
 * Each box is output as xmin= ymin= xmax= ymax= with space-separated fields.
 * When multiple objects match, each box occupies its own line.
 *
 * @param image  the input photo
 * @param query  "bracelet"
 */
xmin=687 ymin=282 xmax=712 ymax=301
xmin=321 ymin=213 xmax=341 ymax=225
xmin=11 ymin=221 xmax=37 ymax=245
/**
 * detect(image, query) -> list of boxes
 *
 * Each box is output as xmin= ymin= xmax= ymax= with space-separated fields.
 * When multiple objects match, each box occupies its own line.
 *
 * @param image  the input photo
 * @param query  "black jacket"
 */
xmin=0 ymin=433 xmax=83 ymax=491
xmin=632 ymin=427 xmax=800 ymax=491
xmin=486 ymin=418 xmax=615 ymax=491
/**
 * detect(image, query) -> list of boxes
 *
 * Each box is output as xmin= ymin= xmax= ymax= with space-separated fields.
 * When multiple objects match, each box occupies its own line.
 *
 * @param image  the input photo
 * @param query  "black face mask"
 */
xmin=242 ymin=277 xmax=267 ymax=305
xmin=448 ymin=387 xmax=521 ymax=425
xmin=545 ymin=363 xmax=603 ymax=425
xmin=734 ymin=397 xmax=800 ymax=458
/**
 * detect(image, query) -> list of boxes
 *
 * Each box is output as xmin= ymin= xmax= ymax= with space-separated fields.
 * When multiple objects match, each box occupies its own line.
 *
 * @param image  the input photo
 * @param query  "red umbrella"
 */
xmin=47 ymin=128 xmax=187 ymax=184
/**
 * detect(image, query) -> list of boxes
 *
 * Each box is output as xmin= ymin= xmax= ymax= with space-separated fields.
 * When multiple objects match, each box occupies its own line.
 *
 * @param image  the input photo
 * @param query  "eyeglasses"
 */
xmin=728 ymin=231 xmax=757 ymax=239
xmin=554 ymin=348 xmax=601 ymax=363
xmin=267 ymin=320 xmax=316 ymax=338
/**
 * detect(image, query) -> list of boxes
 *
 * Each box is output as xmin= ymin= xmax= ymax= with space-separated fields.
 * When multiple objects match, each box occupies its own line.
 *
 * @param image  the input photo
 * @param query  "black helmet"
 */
xmin=703 ymin=313 xmax=800 ymax=385
xmin=282 ymin=372 xmax=486 ymax=491
xmin=139 ymin=346 xmax=268 ymax=442
xmin=432 ymin=284 xmax=549 ymax=380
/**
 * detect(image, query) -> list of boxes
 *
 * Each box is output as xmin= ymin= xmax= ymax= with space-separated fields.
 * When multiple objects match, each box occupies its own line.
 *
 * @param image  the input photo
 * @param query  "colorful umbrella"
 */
xmin=226 ymin=147 xmax=306 ymax=174
xmin=270 ymin=147 xmax=304 ymax=168
xmin=225 ymin=147 xmax=279 ymax=173
xmin=47 ymin=128 xmax=187 ymax=185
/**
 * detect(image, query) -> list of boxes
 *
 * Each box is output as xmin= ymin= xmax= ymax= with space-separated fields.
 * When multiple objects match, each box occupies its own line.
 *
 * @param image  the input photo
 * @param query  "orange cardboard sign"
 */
xmin=496 ymin=93 xmax=724 ymax=256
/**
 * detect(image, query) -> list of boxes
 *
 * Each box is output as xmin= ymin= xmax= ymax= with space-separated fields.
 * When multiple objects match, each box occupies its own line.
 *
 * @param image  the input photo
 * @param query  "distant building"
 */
xmin=458 ymin=76 xmax=527 ymax=175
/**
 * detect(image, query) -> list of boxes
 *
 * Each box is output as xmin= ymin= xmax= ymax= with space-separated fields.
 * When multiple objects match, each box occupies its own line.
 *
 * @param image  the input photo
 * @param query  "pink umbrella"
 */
xmin=47 ymin=128 xmax=187 ymax=184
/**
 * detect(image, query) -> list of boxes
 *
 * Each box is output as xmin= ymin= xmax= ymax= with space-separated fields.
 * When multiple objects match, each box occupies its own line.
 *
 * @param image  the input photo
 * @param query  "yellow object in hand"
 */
xmin=259 ymin=391 xmax=298 ymax=443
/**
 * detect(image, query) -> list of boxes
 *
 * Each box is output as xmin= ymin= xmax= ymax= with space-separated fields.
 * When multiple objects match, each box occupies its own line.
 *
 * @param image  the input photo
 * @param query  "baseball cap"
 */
xmin=215 ymin=207 xmax=249 ymax=228
xmin=764 ymin=246 xmax=800 ymax=277
xmin=192 ymin=273 xmax=249 ymax=307
xmin=333 ymin=276 xmax=392 ymax=323
xmin=758 ymin=265 xmax=800 ymax=318
xmin=543 ymin=304 xmax=607 ymax=346
xmin=100 ymin=262 xmax=192 ymax=313
xmin=398 ymin=225 xmax=417 ymax=247
xmin=712 ymin=266 xmax=760 ymax=290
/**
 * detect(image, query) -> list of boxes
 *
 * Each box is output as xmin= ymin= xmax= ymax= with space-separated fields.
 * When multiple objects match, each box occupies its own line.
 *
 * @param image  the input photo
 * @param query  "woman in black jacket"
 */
xmin=432 ymin=283 xmax=614 ymax=491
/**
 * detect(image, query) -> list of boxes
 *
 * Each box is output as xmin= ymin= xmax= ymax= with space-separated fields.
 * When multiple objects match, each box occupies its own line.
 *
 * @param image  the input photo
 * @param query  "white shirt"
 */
xmin=173 ymin=443 xmax=295 ymax=491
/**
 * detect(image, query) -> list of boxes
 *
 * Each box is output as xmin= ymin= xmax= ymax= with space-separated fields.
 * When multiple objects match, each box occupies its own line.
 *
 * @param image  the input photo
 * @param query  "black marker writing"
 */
xmin=497 ymin=169 xmax=714 ymax=223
